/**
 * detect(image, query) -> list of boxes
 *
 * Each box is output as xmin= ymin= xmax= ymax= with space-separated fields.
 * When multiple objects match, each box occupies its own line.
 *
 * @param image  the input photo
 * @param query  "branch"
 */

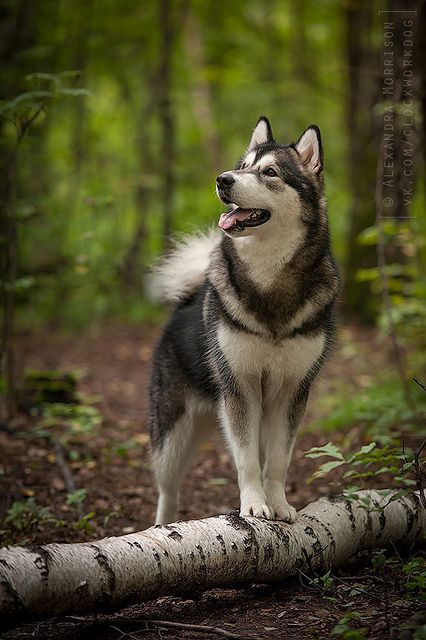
xmin=0 ymin=489 xmax=424 ymax=623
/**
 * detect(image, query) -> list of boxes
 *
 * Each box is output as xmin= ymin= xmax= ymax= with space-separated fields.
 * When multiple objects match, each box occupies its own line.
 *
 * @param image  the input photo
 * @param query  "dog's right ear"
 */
xmin=247 ymin=117 xmax=273 ymax=151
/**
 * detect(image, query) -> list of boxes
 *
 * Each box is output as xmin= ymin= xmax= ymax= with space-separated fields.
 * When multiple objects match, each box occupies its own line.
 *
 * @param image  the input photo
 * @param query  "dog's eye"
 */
xmin=264 ymin=167 xmax=278 ymax=177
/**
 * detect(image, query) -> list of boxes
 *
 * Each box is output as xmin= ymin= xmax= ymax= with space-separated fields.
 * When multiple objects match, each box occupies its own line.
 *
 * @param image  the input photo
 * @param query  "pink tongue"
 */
xmin=218 ymin=207 xmax=252 ymax=230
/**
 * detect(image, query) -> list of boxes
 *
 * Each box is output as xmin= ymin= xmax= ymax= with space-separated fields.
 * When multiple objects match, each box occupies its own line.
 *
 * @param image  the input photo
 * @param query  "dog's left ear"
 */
xmin=295 ymin=125 xmax=323 ymax=174
xmin=247 ymin=116 xmax=273 ymax=151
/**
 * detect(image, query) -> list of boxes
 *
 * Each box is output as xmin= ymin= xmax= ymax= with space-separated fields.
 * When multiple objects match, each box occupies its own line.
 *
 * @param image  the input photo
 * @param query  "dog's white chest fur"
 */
xmin=217 ymin=322 xmax=325 ymax=391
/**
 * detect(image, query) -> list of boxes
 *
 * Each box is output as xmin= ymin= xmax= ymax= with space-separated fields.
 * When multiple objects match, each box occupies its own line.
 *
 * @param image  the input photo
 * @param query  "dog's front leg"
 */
xmin=261 ymin=386 xmax=311 ymax=523
xmin=219 ymin=396 xmax=272 ymax=519
xmin=261 ymin=408 xmax=297 ymax=523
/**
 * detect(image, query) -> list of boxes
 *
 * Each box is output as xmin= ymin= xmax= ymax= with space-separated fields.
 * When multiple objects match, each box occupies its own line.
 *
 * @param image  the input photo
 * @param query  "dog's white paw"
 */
xmin=273 ymin=501 xmax=297 ymax=523
xmin=240 ymin=501 xmax=272 ymax=519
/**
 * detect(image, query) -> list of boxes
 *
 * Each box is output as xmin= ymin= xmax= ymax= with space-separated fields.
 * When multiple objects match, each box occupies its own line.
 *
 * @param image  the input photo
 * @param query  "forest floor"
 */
xmin=0 ymin=323 xmax=424 ymax=640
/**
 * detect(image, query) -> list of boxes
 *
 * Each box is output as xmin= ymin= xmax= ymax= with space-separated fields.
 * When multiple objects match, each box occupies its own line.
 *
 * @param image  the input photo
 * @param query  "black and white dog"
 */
xmin=150 ymin=117 xmax=340 ymax=524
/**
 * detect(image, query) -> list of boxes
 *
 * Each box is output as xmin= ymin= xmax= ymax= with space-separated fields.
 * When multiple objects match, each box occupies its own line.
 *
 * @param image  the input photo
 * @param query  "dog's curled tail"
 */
xmin=150 ymin=229 xmax=221 ymax=304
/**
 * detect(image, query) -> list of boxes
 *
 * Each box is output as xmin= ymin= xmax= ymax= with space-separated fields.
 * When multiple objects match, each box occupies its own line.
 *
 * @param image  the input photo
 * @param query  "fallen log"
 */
xmin=0 ymin=489 xmax=424 ymax=622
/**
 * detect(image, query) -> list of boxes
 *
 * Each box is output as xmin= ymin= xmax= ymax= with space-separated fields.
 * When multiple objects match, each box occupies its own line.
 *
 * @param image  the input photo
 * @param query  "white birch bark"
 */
xmin=0 ymin=489 xmax=424 ymax=621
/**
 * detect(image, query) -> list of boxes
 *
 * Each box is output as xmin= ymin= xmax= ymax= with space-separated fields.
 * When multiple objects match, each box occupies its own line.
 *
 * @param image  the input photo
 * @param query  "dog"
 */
xmin=149 ymin=117 xmax=340 ymax=525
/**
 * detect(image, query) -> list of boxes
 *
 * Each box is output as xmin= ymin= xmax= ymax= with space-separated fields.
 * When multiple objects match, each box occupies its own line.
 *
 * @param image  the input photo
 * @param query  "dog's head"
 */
xmin=216 ymin=117 xmax=325 ymax=238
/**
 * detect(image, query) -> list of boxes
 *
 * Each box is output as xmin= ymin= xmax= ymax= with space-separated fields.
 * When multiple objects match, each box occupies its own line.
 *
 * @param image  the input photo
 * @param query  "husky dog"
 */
xmin=150 ymin=117 xmax=339 ymax=525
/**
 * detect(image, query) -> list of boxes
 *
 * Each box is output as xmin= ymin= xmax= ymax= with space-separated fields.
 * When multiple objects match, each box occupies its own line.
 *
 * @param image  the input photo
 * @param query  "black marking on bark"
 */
xmin=371 ymin=495 xmax=386 ymax=536
xmin=262 ymin=521 xmax=290 ymax=553
xmin=152 ymin=549 xmax=163 ymax=580
xmin=358 ymin=506 xmax=373 ymax=551
xmin=302 ymin=514 xmax=336 ymax=555
xmin=167 ymin=530 xmax=183 ymax=542
xmin=400 ymin=493 xmax=418 ymax=542
xmin=33 ymin=547 xmax=51 ymax=582
xmin=231 ymin=541 xmax=238 ymax=551
xmin=216 ymin=534 xmax=227 ymax=556
xmin=133 ymin=541 xmax=144 ymax=551
xmin=90 ymin=544 xmax=116 ymax=599
xmin=303 ymin=526 xmax=325 ymax=568
xmin=196 ymin=544 xmax=208 ymax=583
xmin=263 ymin=542 xmax=274 ymax=562
xmin=177 ymin=552 xmax=183 ymax=573
xmin=163 ymin=549 xmax=169 ymax=557
xmin=344 ymin=500 xmax=356 ymax=531
xmin=224 ymin=514 xmax=259 ymax=574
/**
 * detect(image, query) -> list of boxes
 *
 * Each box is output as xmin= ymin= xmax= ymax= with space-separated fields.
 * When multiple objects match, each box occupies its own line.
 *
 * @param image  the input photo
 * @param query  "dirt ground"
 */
xmin=0 ymin=323 xmax=423 ymax=639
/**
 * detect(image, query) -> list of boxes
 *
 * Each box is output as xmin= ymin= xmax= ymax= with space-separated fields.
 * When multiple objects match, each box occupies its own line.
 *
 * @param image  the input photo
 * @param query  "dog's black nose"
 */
xmin=216 ymin=173 xmax=235 ymax=188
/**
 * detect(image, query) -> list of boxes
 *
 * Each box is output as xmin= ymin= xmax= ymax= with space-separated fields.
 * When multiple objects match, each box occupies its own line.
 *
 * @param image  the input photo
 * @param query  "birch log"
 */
xmin=0 ymin=490 xmax=424 ymax=621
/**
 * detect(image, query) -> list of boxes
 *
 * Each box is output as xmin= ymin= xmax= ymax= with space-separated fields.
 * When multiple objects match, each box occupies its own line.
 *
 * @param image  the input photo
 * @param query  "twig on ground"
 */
xmin=63 ymin=615 xmax=255 ymax=640
xmin=110 ymin=625 xmax=141 ymax=640
xmin=53 ymin=440 xmax=83 ymax=516
xmin=147 ymin=620 xmax=253 ymax=639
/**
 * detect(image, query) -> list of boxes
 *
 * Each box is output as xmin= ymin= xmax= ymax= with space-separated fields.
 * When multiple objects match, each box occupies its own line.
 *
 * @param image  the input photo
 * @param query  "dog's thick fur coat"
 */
xmin=150 ymin=118 xmax=340 ymax=524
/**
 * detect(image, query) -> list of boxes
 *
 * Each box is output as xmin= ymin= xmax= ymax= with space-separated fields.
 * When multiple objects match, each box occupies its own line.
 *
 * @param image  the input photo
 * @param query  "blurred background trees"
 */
xmin=0 ymin=0 xmax=425 ymax=395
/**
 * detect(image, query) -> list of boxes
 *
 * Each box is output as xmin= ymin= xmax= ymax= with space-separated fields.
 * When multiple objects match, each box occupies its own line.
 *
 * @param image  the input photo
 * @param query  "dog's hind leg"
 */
xmin=152 ymin=402 xmax=214 ymax=524
xmin=152 ymin=410 xmax=196 ymax=524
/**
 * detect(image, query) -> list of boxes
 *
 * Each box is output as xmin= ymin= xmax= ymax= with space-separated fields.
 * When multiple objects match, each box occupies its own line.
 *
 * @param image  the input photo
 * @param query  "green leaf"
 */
xmin=305 ymin=442 xmax=344 ymax=460
xmin=357 ymin=226 xmax=379 ymax=246
xmin=313 ymin=460 xmax=346 ymax=478
xmin=59 ymin=88 xmax=91 ymax=97
xmin=355 ymin=267 xmax=379 ymax=283
xmin=348 ymin=442 xmax=376 ymax=462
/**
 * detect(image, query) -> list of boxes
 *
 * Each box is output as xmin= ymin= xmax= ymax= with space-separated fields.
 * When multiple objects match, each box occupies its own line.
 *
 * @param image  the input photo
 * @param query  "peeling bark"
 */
xmin=0 ymin=490 xmax=424 ymax=622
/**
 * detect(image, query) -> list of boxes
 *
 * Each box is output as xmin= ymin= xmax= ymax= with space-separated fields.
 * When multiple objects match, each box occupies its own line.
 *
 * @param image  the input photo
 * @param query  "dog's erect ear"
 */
xmin=295 ymin=125 xmax=323 ymax=174
xmin=247 ymin=117 xmax=273 ymax=151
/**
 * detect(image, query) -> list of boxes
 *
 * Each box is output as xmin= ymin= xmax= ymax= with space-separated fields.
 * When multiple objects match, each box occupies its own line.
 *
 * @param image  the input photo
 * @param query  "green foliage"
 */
xmin=355 ymin=221 xmax=426 ymax=353
xmin=331 ymin=612 xmax=368 ymax=639
xmin=0 ymin=498 xmax=63 ymax=540
xmin=40 ymin=402 xmax=102 ymax=434
xmin=66 ymin=488 xmax=87 ymax=506
xmin=309 ymin=377 xmax=426 ymax=437
xmin=305 ymin=439 xmax=418 ymax=495
xmin=308 ymin=569 xmax=334 ymax=592
xmin=403 ymin=557 xmax=426 ymax=600
xmin=73 ymin=511 xmax=96 ymax=533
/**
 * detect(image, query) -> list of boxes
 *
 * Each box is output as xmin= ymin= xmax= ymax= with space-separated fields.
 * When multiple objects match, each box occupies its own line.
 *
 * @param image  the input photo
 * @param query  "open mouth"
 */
xmin=218 ymin=206 xmax=271 ymax=232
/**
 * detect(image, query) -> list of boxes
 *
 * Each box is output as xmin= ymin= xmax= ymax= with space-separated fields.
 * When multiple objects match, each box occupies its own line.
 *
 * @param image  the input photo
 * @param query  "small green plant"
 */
xmin=66 ymin=488 xmax=87 ymax=507
xmin=65 ymin=489 xmax=97 ymax=534
xmin=308 ymin=569 xmax=334 ymax=591
xmin=403 ymin=557 xmax=426 ymax=601
xmin=73 ymin=511 xmax=96 ymax=533
xmin=305 ymin=441 xmax=418 ymax=498
xmin=371 ymin=549 xmax=399 ymax=573
xmin=40 ymin=402 xmax=102 ymax=434
xmin=331 ymin=611 xmax=368 ymax=639
xmin=0 ymin=497 xmax=63 ymax=540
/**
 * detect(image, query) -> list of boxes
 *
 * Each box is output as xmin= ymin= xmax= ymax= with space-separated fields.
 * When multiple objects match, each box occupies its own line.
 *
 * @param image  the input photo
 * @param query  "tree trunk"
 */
xmin=342 ymin=0 xmax=379 ymax=323
xmin=159 ymin=0 xmax=175 ymax=252
xmin=0 ymin=0 xmax=38 ymax=420
xmin=183 ymin=7 xmax=222 ymax=174
xmin=0 ymin=490 xmax=423 ymax=622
